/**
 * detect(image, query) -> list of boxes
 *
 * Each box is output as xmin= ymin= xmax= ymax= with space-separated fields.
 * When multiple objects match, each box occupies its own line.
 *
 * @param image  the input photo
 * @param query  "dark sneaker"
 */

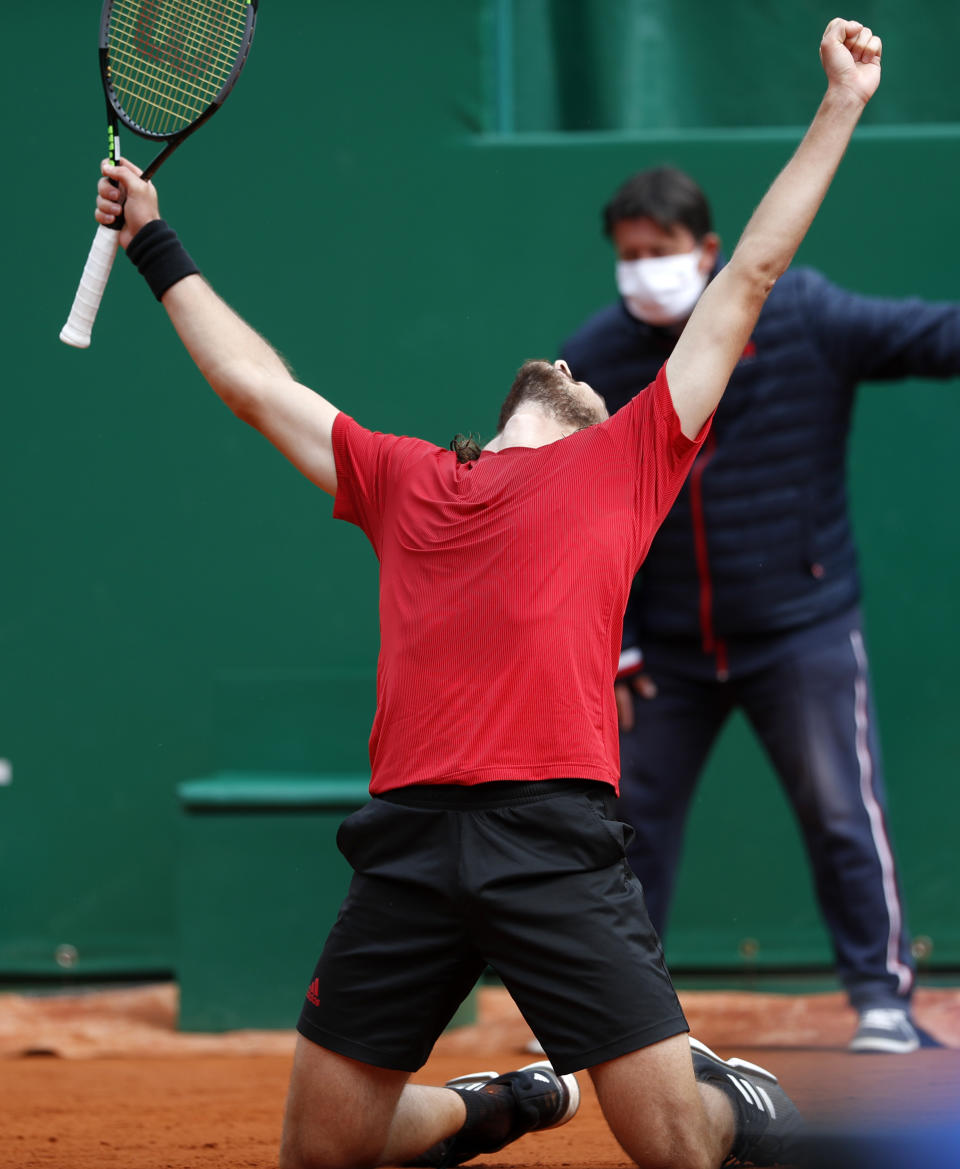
xmin=690 ymin=1037 xmax=804 ymax=1166
xmin=849 ymin=1007 xmax=921 ymax=1053
xmin=408 ymin=1060 xmax=580 ymax=1168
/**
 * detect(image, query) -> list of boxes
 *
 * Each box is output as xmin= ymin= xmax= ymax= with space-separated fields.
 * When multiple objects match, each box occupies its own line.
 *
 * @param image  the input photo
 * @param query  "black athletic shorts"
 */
xmin=296 ymin=779 xmax=688 ymax=1075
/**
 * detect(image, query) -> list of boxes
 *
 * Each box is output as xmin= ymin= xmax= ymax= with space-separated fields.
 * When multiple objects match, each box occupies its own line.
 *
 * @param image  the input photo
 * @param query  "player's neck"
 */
xmin=484 ymin=409 xmax=572 ymax=453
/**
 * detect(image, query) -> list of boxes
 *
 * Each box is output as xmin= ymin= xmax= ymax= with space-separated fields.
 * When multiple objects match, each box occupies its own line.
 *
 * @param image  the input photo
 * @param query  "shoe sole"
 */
xmin=689 ymin=1037 xmax=780 ymax=1084
xmin=518 ymin=1061 xmax=581 ymax=1127
xmin=849 ymin=1036 xmax=920 ymax=1054
xmin=444 ymin=1070 xmax=500 ymax=1089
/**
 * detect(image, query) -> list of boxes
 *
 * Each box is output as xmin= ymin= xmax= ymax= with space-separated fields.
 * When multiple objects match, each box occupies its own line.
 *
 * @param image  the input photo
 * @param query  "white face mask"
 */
xmin=616 ymin=249 xmax=708 ymax=325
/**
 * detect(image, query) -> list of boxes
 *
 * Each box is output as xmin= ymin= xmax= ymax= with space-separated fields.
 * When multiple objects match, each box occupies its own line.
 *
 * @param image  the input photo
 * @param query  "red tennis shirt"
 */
xmin=332 ymin=364 xmax=709 ymax=795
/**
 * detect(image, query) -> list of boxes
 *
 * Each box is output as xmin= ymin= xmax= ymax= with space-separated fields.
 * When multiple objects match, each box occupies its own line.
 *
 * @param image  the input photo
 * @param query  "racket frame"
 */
xmin=99 ymin=0 xmax=259 ymax=182
xmin=60 ymin=0 xmax=258 ymax=348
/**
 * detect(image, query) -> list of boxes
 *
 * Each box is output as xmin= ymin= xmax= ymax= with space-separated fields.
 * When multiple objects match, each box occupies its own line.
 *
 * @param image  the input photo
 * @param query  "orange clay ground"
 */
xmin=1 ymin=983 xmax=958 ymax=1168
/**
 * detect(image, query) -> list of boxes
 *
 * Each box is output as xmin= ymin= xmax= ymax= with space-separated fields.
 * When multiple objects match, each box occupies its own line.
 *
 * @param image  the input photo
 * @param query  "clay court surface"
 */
xmin=1 ymin=983 xmax=958 ymax=1168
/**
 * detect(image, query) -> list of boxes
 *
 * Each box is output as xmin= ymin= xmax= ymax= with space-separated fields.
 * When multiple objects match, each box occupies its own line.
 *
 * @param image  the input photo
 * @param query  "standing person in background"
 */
xmin=95 ymin=18 xmax=881 ymax=1169
xmin=561 ymin=115 xmax=956 ymax=1059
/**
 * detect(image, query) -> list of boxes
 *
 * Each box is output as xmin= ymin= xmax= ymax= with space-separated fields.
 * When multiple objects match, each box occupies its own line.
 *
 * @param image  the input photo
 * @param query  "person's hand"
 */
xmin=615 ymin=673 xmax=658 ymax=732
xmin=95 ymin=157 xmax=161 ymax=250
xmin=820 ymin=17 xmax=882 ymax=106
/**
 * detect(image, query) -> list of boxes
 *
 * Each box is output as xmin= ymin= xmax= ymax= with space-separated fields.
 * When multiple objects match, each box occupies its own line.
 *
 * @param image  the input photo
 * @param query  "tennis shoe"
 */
xmin=849 ymin=1007 xmax=921 ymax=1053
xmin=408 ymin=1060 xmax=579 ymax=1168
xmin=690 ymin=1037 xmax=804 ymax=1166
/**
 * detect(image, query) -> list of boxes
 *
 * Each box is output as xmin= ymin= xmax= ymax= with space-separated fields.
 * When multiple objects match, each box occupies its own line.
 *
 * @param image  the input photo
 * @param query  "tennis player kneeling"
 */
xmin=94 ymin=18 xmax=881 ymax=1169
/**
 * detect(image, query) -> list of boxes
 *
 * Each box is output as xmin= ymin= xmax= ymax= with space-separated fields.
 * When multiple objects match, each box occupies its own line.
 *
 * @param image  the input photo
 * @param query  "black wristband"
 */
xmin=127 ymin=219 xmax=200 ymax=301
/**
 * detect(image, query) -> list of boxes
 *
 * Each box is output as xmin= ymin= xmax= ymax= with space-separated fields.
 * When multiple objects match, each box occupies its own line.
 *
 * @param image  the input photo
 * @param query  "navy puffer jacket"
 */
xmin=561 ymin=265 xmax=960 ymax=651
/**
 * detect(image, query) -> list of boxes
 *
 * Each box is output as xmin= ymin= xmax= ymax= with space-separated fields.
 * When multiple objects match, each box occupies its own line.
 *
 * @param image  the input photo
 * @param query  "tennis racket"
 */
xmin=60 ymin=0 xmax=258 ymax=348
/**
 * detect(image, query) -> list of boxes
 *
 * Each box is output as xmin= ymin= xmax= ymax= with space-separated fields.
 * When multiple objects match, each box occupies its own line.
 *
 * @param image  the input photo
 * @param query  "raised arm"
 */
xmin=95 ymin=160 xmax=340 ymax=495
xmin=666 ymin=17 xmax=882 ymax=438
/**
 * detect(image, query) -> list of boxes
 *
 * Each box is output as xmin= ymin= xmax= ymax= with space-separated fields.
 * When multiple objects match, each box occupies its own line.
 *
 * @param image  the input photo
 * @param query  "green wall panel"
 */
xmin=501 ymin=0 xmax=960 ymax=132
xmin=2 ymin=1 xmax=957 ymax=984
xmin=177 ymin=775 xmax=368 ymax=1030
xmin=175 ymin=774 xmax=479 ymax=1031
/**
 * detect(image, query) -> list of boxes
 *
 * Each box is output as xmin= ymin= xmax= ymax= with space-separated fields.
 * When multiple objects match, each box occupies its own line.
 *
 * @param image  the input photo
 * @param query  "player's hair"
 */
xmin=602 ymin=166 xmax=713 ymax=240
xmin=450 ymin=433 xmax=482 ymax=463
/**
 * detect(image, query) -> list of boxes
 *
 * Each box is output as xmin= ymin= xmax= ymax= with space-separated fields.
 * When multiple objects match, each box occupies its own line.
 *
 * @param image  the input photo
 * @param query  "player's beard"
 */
xmin=497 ymin=360 xmax=607 ymax=433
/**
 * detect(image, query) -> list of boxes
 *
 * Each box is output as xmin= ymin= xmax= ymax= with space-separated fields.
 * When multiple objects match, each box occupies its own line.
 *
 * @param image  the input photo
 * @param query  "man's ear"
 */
xmin=699 ymin=232 xmax=721 ymax=273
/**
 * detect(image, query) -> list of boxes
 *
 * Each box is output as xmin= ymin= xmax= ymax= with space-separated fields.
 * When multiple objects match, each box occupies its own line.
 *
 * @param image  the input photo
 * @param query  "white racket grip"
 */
xmin=59 ymin=224 xmax=121 ymax=348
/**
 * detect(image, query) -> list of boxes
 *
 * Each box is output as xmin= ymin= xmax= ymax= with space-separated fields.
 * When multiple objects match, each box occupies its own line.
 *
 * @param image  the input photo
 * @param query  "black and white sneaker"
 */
xmin=690 ymin=1037 xmax=804 ymax=1166
xmin=409 ymin=1060 xmax=580 ymax=1168
xmin=849 ymin=1007 xmax=921 ymax=1054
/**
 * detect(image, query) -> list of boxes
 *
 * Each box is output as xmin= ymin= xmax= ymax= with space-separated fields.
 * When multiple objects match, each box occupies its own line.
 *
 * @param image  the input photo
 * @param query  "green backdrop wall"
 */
xmin=2 ymin=0 xmax=958 ymax=982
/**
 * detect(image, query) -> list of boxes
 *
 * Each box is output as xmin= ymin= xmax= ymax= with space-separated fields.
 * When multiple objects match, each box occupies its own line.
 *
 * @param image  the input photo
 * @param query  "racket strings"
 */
xmin=106 ymin=0 xmax=250 ymax=136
